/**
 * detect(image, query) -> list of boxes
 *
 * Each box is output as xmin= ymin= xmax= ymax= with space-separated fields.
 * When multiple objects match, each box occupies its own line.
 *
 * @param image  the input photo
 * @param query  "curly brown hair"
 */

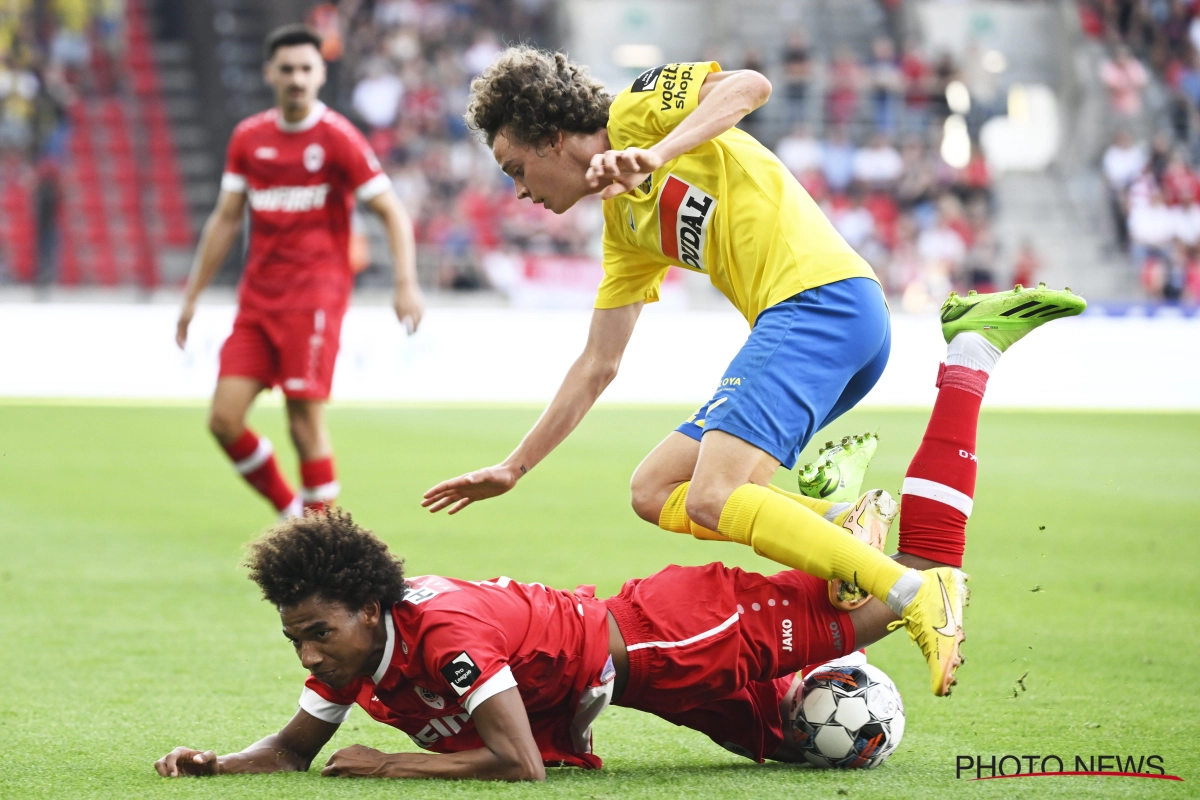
xmin=465 ymin=46 xmax=611 ymax=146
xmin=245 ymin=509 xmax=407 ymax=610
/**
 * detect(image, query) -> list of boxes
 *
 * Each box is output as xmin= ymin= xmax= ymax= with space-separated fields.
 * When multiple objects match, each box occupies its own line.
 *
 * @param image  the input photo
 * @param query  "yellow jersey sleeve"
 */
xmin=596 ymin=199 xmax=669 ymax=308
xmin=607 ymin=62 xmax=720 ymax=148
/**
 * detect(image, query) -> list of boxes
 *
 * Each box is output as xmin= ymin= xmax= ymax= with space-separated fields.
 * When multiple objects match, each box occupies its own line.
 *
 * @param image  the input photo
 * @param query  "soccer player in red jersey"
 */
xmin=175 ymin=25 xmax=424 ymax=517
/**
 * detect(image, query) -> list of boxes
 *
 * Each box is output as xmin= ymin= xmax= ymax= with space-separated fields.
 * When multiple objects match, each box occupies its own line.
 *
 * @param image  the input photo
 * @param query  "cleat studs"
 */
xmin=1013 ymin=284 xmax=1023 ymax=292
xmin=967 ymin=289 xmax=977 ymax=297
xmin=1065 ymin=286 xmax=1073 ymax=293
xmin=1037 ymin=282 xmax=1046 ymax=289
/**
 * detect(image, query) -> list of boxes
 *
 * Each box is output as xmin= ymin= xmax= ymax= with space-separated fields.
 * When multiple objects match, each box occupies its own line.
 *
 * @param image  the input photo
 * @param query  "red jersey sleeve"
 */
xmin=327 ymin=114 xmax=390 ymax=203
xmin=420 ymin=611 xmax=518 ymax=715
xmin=220 ymin=124 xmax=250 ymax=194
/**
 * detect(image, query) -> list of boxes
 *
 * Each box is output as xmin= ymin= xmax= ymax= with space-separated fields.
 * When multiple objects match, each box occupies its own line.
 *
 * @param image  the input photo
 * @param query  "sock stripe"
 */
xmin=301 ymin=481 xmax=341 ymax=503
xmin=234 ymin=437 xmax=274 ymax=475
xmin=902 ymin=477 xmax=974 ymax=518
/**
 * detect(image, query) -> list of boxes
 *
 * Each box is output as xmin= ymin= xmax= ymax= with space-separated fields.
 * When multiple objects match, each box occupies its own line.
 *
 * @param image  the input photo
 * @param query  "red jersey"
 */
xmin=299 ymin=575 xmax=614 ymax=768
xmin=221 ymin=101 xmax=390 ymax=312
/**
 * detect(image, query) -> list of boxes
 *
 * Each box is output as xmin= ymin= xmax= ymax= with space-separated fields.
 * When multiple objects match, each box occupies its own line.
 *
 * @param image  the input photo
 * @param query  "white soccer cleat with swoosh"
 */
xmin=887 ymin=567 xmax=969 ymax=696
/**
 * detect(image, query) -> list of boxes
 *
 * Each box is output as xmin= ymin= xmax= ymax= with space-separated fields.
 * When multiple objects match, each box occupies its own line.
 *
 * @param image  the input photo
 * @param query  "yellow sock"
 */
xmin=717 ymin=483 xmax=907 ymax=599
xmin=767 ymin=483 xmax=837 ymax=517
xmin=658 ymin=482 xmax=728 ymax=541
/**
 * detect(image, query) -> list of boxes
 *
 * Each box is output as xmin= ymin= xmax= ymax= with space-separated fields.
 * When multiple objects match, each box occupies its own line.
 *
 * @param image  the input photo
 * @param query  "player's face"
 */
xmin=265 ymin=44 xmax=327 ymax=117
xmin=493 ymin=129 xmax=591 ymax=214
xmin=279 ymin=596 xmax=380 ymax=690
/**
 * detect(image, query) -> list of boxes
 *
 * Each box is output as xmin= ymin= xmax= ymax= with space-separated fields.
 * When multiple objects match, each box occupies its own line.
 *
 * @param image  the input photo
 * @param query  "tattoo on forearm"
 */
xmin=520 ymin=466 xmax=527 ymax=474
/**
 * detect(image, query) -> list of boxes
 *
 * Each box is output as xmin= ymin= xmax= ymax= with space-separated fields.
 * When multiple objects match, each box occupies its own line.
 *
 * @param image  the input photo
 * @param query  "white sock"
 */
xmin=885 ymin=569 xmax=925 ymax=616
xmin=279 ymin=496 xmax=303 ymax=520
xmin=946 ymin=332 xmax=1002 ymax=374
xmin=823 ymin=502 xmax=852 ymax=522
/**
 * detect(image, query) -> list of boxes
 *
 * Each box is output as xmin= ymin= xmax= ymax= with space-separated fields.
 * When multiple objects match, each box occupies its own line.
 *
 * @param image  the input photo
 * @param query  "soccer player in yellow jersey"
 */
xmin=423 ymin=48 xmax=967 ymax=695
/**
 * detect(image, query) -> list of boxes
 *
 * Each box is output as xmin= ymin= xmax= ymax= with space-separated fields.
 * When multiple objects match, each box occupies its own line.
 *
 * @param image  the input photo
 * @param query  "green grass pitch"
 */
xmin=2 ymin=403 xmax=1198 ymax=799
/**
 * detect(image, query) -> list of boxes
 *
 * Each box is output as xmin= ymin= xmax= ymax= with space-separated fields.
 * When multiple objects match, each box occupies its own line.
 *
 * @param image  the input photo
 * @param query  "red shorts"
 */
xmin=218 ymin=306 xmax=345 ymax=401
xmin=606 ymin=563 xmax=855 ymax=762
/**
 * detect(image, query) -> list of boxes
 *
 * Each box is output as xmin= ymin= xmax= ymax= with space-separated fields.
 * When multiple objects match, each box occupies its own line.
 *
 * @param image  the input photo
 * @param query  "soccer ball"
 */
xmin=783 ymin=661 xmax=905 ymax=769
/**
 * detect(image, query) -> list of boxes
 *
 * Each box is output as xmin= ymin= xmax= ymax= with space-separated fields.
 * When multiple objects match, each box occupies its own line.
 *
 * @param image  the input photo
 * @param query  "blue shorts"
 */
xmin=676 ymin=277 xmax=891 ymax=469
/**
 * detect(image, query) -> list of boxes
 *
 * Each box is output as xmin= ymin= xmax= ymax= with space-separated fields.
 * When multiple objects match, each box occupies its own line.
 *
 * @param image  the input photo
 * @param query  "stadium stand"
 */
xmin=0 ymin=0 xmax=192 ymax=288
xmin=9 ymin=0 xmax=1174 ymax=307
xmin=1083 ymin=0 xmax=1200 ymax=300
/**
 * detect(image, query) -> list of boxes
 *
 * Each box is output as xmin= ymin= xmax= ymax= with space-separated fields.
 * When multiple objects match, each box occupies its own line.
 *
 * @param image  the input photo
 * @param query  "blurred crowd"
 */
xmin=0 ymin=0 xmax=123 ymax=162
xmin=775 ymin=123 xmax=1015 ymax=312
xmin=336 ymin=0 xmax=572 ymax=292
xmin=764 ymin=29 xmax=1025 ymax=312
xmin=1 ymin=0 xmax=128 ymax=285
xmin=3 ymin=0 xmax=1030 ymax=305
xmin=341 ymin=6 xmax=1018 ymax=305
xmin=1085 ymin=0 xmax=1200 ymax=299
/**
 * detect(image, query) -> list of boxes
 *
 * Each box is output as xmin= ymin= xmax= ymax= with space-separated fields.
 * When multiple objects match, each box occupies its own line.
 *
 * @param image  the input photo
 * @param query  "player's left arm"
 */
xmin=363 ymin=190 xmax=424 ymax=334
xmin=321 ymin=687 xmax=544 ymax=781
xmin=586 ymin=69 xmax=772 ymax=199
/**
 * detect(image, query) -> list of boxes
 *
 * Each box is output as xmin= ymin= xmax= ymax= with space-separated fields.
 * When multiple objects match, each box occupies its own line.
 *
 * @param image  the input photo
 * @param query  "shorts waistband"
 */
xmin=605 ymin=594 xmax=653 ymax=708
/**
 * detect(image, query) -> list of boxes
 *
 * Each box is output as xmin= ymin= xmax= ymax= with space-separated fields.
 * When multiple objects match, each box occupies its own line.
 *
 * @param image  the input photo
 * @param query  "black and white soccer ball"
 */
xmin=783 ymin=660 xmax=905 ymax=769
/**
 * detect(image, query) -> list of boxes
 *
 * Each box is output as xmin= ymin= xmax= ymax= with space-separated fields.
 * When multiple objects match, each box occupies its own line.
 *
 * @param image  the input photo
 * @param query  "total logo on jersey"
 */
xmin=247 ymin=184 xmax=331 ymax=213
xmin=659 ymin=175 xmax=716 ymax=271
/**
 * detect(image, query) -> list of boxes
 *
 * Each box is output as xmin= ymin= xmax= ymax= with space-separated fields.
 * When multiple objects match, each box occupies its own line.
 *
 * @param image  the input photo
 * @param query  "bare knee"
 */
xmin=286 ymin=402 xmax=328 ymax=461
xmin=684 ymin=480 xmax=737 ymax=533
xmin=629 ymin=472 xmax=670 ymax=525
xmin=207 ymin=406 xmax=244 ymax=445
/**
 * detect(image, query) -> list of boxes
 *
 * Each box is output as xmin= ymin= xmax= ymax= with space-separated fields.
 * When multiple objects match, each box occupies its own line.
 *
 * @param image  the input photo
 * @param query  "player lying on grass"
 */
xmin=154 ymin=508 xmax=934 ymax=781
xmin=176 ymin=25 xmax=424 ymax=519
xmin=421 ymin=47 xmax=1084 ymax=697
xmin=153 ymin=302 xmax=1078 ymax=780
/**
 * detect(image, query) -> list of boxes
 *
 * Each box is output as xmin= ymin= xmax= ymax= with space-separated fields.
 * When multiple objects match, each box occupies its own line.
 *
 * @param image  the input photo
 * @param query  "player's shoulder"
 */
xmin=400 ymin=575 xmax=490 ymax=613
xmin=319 ymin=108 xmax=368 ymax=142
xmin=610 ymin=62 xmax=717 ymax=116
xmin=231 ymin=108 xmax=278 ymax=139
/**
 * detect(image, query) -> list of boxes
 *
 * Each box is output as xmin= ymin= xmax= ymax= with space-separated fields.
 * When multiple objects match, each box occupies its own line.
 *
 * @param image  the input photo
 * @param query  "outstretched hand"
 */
xmin=586 ymin=147 xmax=663 ymax=200
xmin=422 ymin=464 xmax=522 ymax=514
xmin=321 ymin=744 xmax=390 ymax=778
xmin=155 ymin=747 xmax=219 ymax=777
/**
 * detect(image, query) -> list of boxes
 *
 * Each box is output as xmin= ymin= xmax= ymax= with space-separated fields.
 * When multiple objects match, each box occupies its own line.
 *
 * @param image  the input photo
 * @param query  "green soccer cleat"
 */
xmin=796 ymin=432 xmax=879 ymax=503
xmin=939 ymin=283 xmax=1087 ymax=351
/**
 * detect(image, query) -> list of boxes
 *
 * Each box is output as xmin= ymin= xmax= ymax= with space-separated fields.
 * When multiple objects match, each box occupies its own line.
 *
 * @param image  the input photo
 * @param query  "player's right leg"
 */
xmin=209 ymin=377 xmax=300 ymax=517
xmin=850 ymin=284 xmax=1087 ymax=693
xmin=213 ymin=311 xmax=300 ymax=517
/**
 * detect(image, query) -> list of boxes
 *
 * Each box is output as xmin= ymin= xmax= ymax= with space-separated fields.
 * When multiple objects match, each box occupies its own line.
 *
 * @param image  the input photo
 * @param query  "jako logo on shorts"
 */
xmin=659 ymin=175 xmax=716 ymax=272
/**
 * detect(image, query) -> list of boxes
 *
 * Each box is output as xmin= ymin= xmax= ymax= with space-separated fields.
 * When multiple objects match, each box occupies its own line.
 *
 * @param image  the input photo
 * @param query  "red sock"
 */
xmin=300 ymin=456 xmax=339 ymax=511
xmin=897 ymin=363 xmax=988 ymax=568
xmin=221 ymin=429 xmax=296 ymax=512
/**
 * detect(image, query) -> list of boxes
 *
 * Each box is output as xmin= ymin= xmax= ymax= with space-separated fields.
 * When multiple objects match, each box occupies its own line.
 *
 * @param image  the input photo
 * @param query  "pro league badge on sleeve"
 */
xmin=441 ymin=652 xmax=482 ymax=696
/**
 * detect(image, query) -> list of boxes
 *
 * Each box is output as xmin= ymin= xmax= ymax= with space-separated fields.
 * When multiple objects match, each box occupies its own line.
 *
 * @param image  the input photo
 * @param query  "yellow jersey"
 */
xmin=596 ymin=62 xmax=877 ymax=325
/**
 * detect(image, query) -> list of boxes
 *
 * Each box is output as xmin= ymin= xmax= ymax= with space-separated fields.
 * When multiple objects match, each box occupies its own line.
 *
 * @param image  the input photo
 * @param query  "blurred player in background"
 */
xmin=175 ymin=25 xmax=424 ymax=518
